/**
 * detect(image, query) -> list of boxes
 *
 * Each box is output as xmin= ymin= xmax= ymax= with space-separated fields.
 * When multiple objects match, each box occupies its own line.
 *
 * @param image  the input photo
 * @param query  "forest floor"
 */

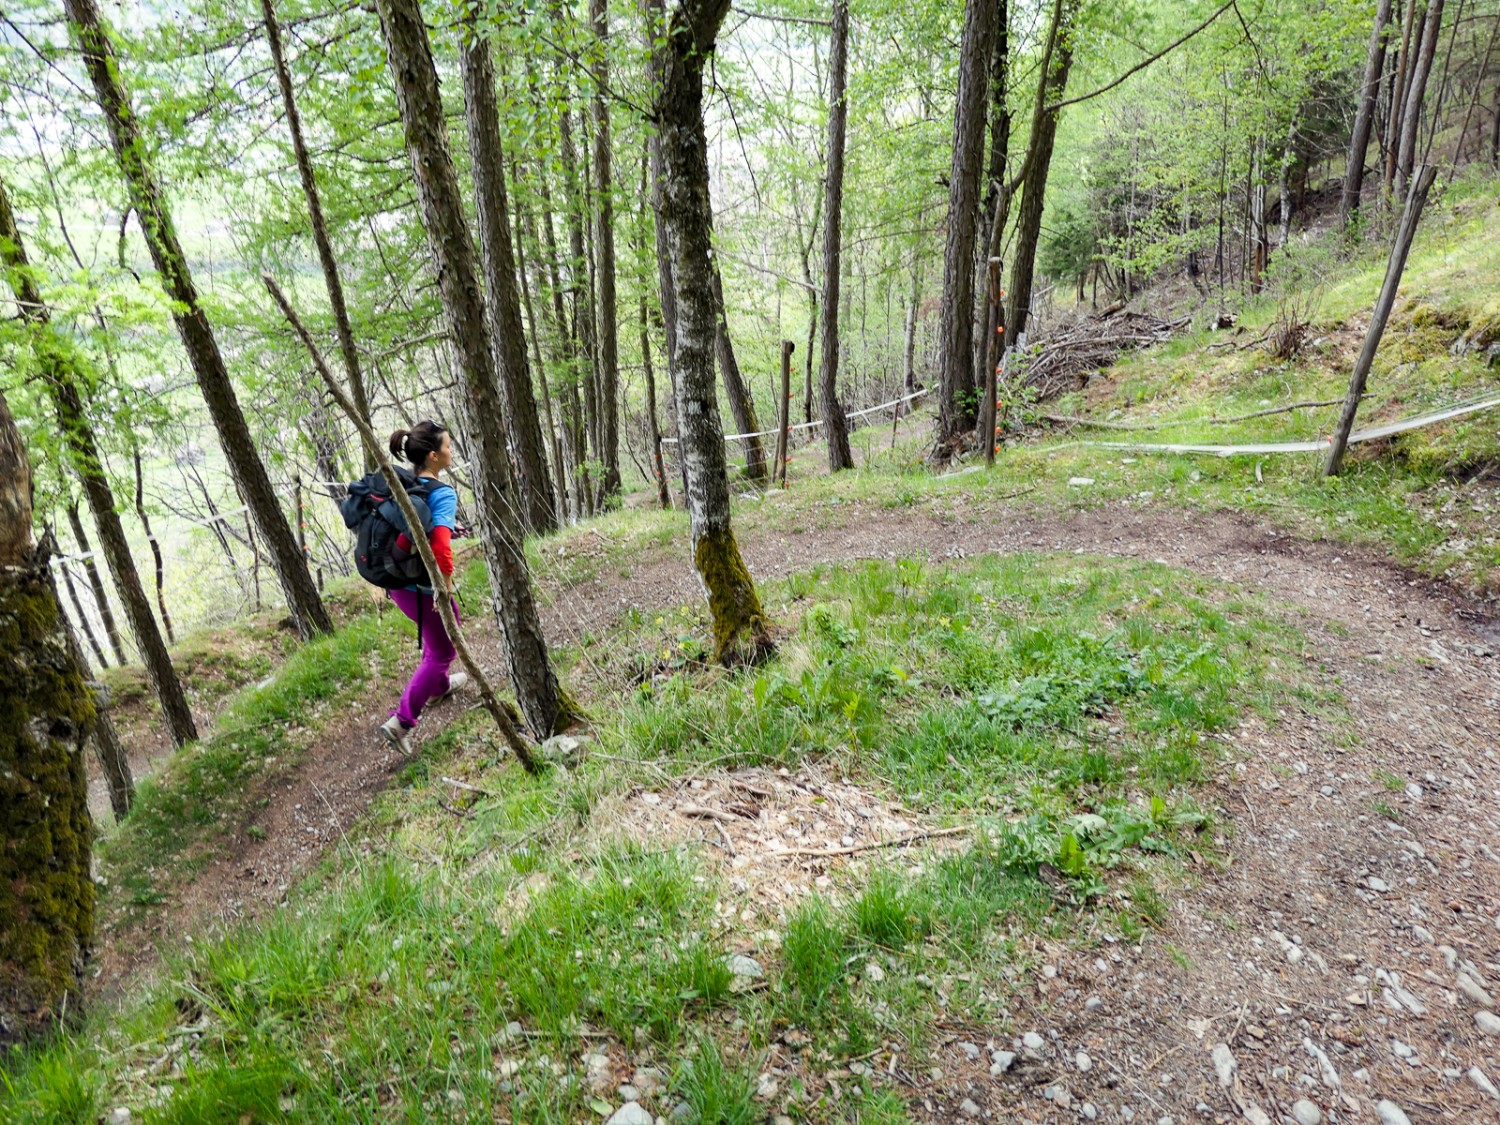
xmin=73 ymin=486 xmax=1500 ymax=1125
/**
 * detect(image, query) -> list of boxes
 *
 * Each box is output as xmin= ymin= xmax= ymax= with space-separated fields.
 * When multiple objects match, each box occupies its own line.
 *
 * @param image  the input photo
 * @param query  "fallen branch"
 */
xmin=679 ymin=803 xmax=742 ymax=823
xmin=441 ymin=775 xmax=502 ymax=797
xmin=263 ymin=273 xmax=540 ymax=773
xmin=774 ymin=825 xmax=969 ymax=858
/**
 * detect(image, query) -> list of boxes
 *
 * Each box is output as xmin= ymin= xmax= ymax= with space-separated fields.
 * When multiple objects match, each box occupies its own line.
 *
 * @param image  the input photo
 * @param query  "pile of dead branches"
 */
xmin=1014 ymin=308 xmax=1186 ymax=400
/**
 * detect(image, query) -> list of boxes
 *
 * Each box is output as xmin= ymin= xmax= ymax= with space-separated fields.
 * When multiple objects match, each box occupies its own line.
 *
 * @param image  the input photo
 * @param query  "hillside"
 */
xmin=5 ymin=178 xmax=1500 ymax=1124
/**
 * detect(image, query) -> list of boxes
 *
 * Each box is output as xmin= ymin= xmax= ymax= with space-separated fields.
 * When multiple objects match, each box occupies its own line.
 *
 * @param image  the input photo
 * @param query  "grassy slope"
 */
xmin=5 ymin=176 xmax=1495 ymax=1122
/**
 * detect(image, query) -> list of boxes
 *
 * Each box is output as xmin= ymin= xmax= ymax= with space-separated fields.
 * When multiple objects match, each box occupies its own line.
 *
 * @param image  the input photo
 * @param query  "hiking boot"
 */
xmin=379 ymin=714 xmax=413 ymax=754
xmin=438 ymin=671 xmax=469 ymax=701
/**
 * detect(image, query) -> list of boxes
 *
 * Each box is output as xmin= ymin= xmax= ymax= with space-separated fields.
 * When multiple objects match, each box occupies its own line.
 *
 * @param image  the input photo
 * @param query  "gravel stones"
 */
xmin=1375 ymin=1101 xmax=1412 ymax=1125
xmin=959 ymin=1097 xmax=982 ymax=1117
xmin=1210 ymin=1043 xmax=1237 ymax=1088
xmin=1476 ymin=1010 xmax=1500 ymax=1036
xmin=1075 ymin=1050 xmax=1092 ymax=1072
xmin=1470 ymin=1066 xmax=1500 ymax=1101
xmin=989 ymin=1050 xmax=1016 ymax=1075
xmin=1290 ymin=1100 xmax=1323 ymax=1125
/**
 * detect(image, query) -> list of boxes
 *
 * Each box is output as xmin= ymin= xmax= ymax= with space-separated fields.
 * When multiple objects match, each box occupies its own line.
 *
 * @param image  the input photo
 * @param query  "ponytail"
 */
xmin=388 ymin=420 xmax=447 ymax=469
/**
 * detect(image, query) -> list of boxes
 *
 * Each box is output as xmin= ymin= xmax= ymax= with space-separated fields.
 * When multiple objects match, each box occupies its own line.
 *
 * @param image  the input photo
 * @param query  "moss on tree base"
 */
xmin=0 ymin=561 xmax=96 ymax=1050
xmin=693 ymin=526 xmax=775 ymax=666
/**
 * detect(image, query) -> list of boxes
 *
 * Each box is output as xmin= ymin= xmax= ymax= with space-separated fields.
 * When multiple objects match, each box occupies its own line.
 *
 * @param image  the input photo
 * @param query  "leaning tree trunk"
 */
xmin=376 ymin=0 xmax=572 ymax=737
xmin=936 ymin=0 xmax=1000 ymax=445
xmin=1 ymin=178 xmax=197 ymax=747
xmin=132 ymin=449 xmax=174 ymax=644
xmin=65 ymin=501 xmax=125 ymax=667
xmin=709 ymin=258 xmax=768 ymax=479
xmin=653 ymin=0 xmax=771 ymax=662
xmin=0 ymin=386 xmax=95 ymax=1051
xmin=590 ymin=0 xmax=623 ymax=503
xmin=637 ymin=147 xmax=672 ymax=509
xmin=63 ymin=619 xmax=133 ymax=821
xmin=818 ymin=0 xmax=854 ymax=472
xmin=261 ymin=0 xmax=375 ymax=470
xmin=1396 ymin=0 xmax=1446 ymax=195
xmin=460 ymin=27 xmax=558 ymax=535
xmin=65 ymin=0 xmax=332 ymax=641
xmin=513 ymin=183 xmax=571 ymax=524
xmin=1005 ymin=0 xmax=1077 ymax=350
xmin=1341 ymin=0 xmax=1395 ymax=229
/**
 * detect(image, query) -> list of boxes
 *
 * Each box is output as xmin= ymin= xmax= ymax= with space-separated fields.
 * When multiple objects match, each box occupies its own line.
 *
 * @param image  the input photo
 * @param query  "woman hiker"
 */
xmin=378 ymin=420 xmax=467 ymax=752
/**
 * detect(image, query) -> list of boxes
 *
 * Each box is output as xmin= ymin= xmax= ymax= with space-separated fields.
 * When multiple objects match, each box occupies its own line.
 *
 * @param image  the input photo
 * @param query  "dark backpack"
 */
xmin=339 ymin=468 xmax=450 ymax=590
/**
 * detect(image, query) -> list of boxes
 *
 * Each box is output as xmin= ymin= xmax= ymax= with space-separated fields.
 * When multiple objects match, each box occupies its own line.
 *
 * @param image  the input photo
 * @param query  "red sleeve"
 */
xmin=429 ymin=525 xmax=454 ymax=577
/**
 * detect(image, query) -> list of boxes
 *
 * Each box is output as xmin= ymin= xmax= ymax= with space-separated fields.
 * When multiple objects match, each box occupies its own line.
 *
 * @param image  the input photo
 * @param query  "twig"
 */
xmin=679 ymin=803 xmax=740 ymax=823
xmin=441 ymin=776 xmax=501 ymax=798
xmin=774 ymin=825 xmax=969 ymax=858
xmin=438 ymin=798 xmax=474 ymax=819
xmin=709 ymin=819 xmax=736 ymax=856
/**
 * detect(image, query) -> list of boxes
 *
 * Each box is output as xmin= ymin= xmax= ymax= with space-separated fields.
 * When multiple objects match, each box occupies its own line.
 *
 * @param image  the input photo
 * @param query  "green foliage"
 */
xmin=852 ymin=867 xmax=929 ymax=950
xmin=781 ymin=895 xmax=847 ymax=1012
xmin=673 ymin=1037 xmax=760 ymax=1125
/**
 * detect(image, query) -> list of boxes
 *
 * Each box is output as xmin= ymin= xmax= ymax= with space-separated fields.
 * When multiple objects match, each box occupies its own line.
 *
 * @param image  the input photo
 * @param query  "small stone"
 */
xmin=1291 ymin=1099 xmax=1323 ymax=1125
xmin=1375 ymin=1101 xmax=1412 ymax=1125
xmin=1286 ymin=945 xmax=1304 ymax=965
xmin=1022 ymin=1031 xmax=1047 ymax=1052
xmin=989 ymin=1051 xmax=1016 ymax=1075
xmin=605 ymin=1104 xmax=654 ymax=1125
xmin=1477 ymin=1011 xmax=1500 ymax=1035
xmin=727 ymin=954 xmax=763 ymax=978
xmin=1471 ymin=1066 xmax=1500 ymax=1101
xmin=1458 ymin=973 xmax=1496 ymax=1008
xmin=1404 ymin=782 xmax=1422 ymax=800
xmin=864 ymin=960 xmax=886 ymax=983
xmin=109 ymin=1111 xmax=132 ymax=1125
xmin=959 ymin=1041 xmax=982 ymax=1061
xmin=1411 ymin=925 xmax=1434 ymax=944
xmin=618 ymin=1085 xmax=640 ymax=1103
xmin=670 ymin=1102 xmax=694 ymax=1123
xmin=1075 ymin=1050 xmax=1092 ymax=1072
xmin=1068 ymin=477 xmax=1095 ymax=487
xmin=1084 ymin=996 xmax=1103 ymax=1011
xmin=959 ymin=1098 xmax=982 ymax=1118
xmin=756 ymin=1073 xmax=778 ymax=1099
xmin=1157 ymin=1117 xmax=1175 ymax=1125
xmin=1391 ymin=1039 xmax=1415 ymax=1060
xmin=633 ymin=1069 xmax=665 ymax=1098
xmin=1366 ymin=876 xmax=1389 ymax=893
xmin=1082 ymin=1103 xmax=1098 ymax=1121
xmin=1242 ymin=1106 xmax=1272 ymax=1125
xmin=1211 ymin=1043 xmax=1237 ymax=1088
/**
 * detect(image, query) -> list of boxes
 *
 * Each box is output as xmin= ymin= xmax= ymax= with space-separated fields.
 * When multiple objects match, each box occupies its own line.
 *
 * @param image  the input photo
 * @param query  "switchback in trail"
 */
xmin=93 ymin=498 xmax=1500 ymax=1122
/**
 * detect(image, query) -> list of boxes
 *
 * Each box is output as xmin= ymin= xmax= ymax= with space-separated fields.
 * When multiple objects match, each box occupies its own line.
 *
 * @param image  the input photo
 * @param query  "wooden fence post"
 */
xmin=981 ymin=257 xmax=1004 ymax=467
xmin=776 ymin=340 xmax=794 ymax=487
xmin=1325 ymin=164 xmax=1437 ymax=477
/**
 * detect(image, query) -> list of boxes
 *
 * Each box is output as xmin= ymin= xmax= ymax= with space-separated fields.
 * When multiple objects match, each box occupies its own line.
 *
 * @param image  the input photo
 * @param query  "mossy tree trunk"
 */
xmin=65 ymin=0 xmax=333 ymax=642
xmin=376 ymin=0 xmax=573 ymax=736
xmin=652 ymin=0 xmax=772 ymax=663
xmin=460 ymin=27 xmax=559 ymax=536
xmin=0 ymin=387 xmax=96 ymax=1051
xmin=1 ymin=175 xmax=196 ymax=751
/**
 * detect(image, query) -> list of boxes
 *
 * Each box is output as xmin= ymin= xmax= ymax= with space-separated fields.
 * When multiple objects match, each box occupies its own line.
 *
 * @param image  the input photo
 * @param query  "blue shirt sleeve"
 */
xmin=427 ymin=483 xmax=457 ymax=530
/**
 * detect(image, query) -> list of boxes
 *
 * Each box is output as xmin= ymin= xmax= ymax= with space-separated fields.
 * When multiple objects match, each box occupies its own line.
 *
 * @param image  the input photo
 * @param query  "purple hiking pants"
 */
xmin=388 ymin=588 xmax=459 ymax=728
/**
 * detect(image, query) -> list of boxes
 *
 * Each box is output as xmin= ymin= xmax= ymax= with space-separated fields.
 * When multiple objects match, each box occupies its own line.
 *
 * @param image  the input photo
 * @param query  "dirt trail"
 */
xmin=91 ymin=501 xmax=1500 ymax=1121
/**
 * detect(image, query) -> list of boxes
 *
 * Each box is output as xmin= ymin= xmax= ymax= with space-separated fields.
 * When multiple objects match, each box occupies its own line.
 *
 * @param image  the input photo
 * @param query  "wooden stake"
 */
xmin=981 ymin=257 xmax=1003 ymax=467
xmin=263 ymin=274 xmax=540 ymax=773
xmin=1325 ymin=164 xmax=1436 ymax=477
xmin=775 ymin=340 xmax=794 ymax=487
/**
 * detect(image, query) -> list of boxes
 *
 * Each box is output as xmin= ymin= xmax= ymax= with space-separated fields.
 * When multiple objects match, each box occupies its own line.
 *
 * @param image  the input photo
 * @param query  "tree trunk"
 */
xmin=513 ymin=183 xmax=570 ymax=525
xmin=1491 ymin=75 xmax=1500 ymax=165
xmin=557 ymin=100 xmax=600 ymax=482
xmin=710 ymin=260 xmax=768 ymax=479
xmin=819 ymin=0 xmax=855 ymax=472
xmin=460 ymin=28 xmax=558 ymax=535
xmin=375 ymin=0 xmax=572 ymax=736
xmin=652 ymin=0 xmax=772 ymax=662
xmin=0 ymin=386 xmax=95 ymax=1051
xmin=1005 ymin=0 xmax=1077 ymax=349
xmin=63 ymin=620 xmax=133 ymax=821
xmin=1385 ymin=0 xmax=1423 ymax=192
xmin=590 ymin=0 xmax=623 ymax=503
xmin=1396 ymin=0 xmax=1445 ymax=195
xmin=65 ymin=502 xmax=125 ymax=667
xmin=904 ymin=250 xmax=922 ymax=391
xmin=261 ymin=0 xmax=374 ymax=470
xmin=65 ymin=0 xmax=332 ymax=641
xmin=1342 ymin=0 xmax=1395 ymax=229
xmin=936 ymin=0 xmax=999 ymax=444
xmin=1278 ymin=115 xmax=1298 ymax=246
xmin=1249 ymin=139 xmax=1268 ymax=294
xmin=1 ymin=178 xmax=197 ymax=746
xmin=533 ymin=175 xmax=593 ymax=518
xmin=57 ymin=545 xmax=108 ymax=670
xmin=638 ymin=147 xmax=672 ymax=509
xmin=971 ymin=0 xmax=1011 ymax=395
xmin=132 ymin=449 xmax=174 ymax=644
